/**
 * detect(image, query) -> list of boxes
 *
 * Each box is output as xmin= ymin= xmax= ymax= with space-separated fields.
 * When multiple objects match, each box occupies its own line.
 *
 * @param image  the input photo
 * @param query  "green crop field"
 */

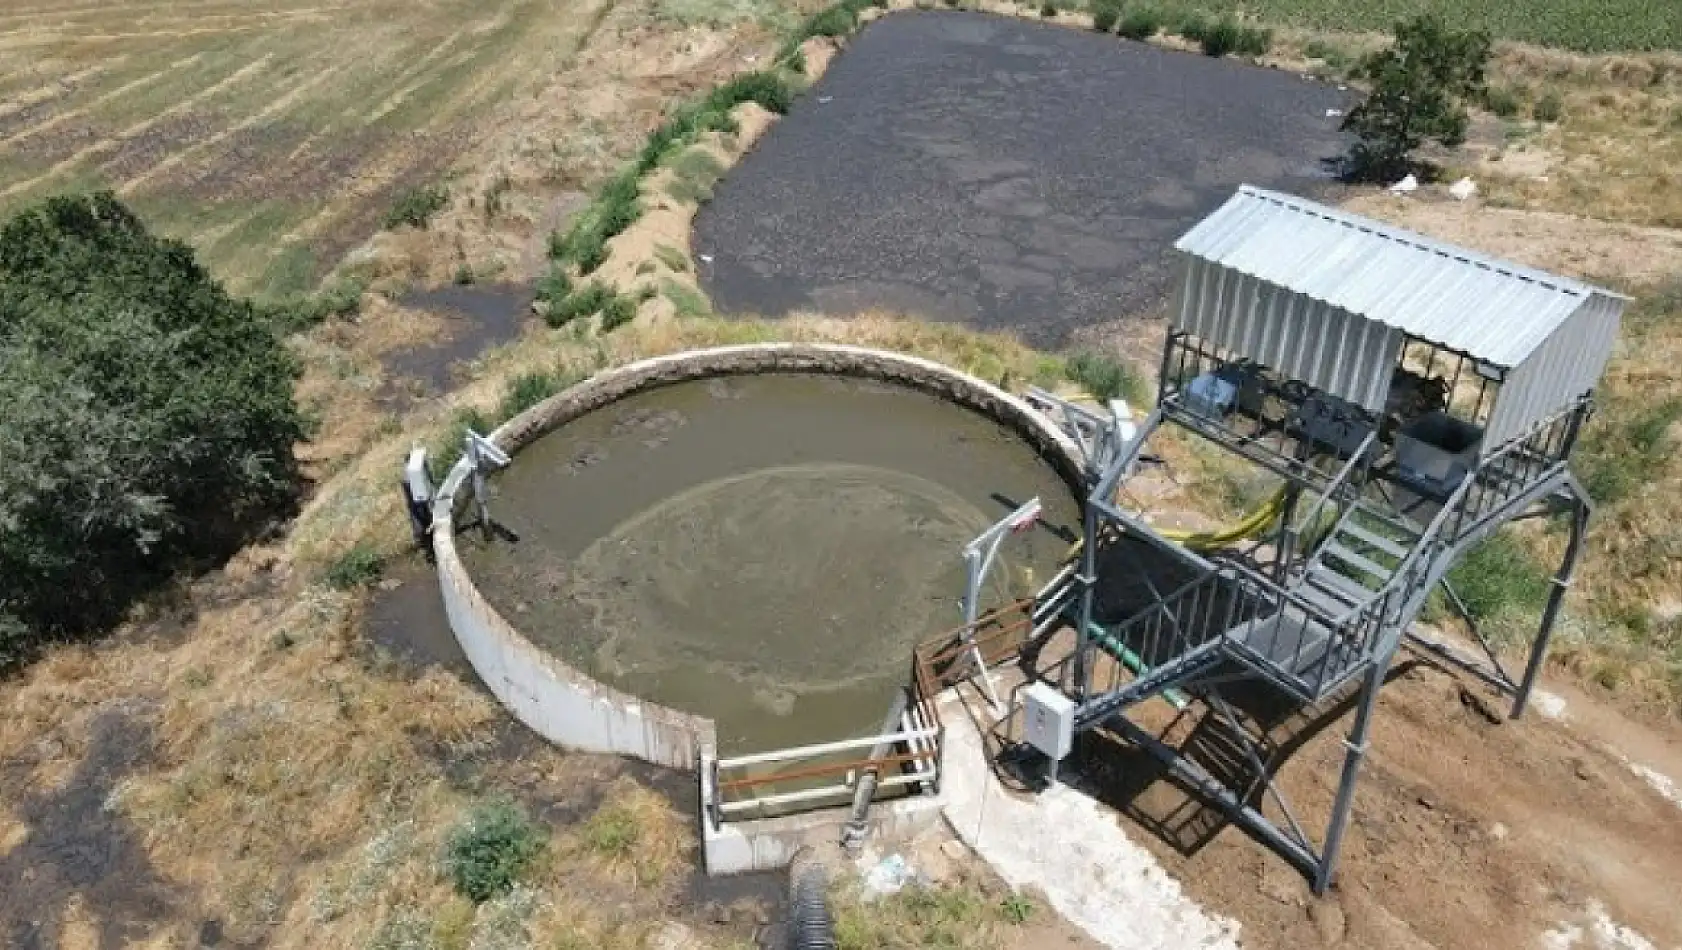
xmin=1152 ymin=0 xmax=1681 ymax=52
xmin=0 ymin=0 xmax=596 ymax=298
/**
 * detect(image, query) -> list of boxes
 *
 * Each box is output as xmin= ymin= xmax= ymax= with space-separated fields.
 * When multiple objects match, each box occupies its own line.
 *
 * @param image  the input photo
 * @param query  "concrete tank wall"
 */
xmin=432 ymin=343 xmax=1084 ymax=772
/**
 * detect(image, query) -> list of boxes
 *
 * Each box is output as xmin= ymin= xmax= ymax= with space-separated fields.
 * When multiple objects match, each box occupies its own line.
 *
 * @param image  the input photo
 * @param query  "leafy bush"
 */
xmin=1091 ymin=1 xmax=1120 ymax=32
xmin=553 ymin=170 xmax=640 ymax=274
xmin=599 ymin=294 xmax=637 ymax=331
xmin=1341 ymin=15 xmax=1492 ymax=182
xmin=498 ymin=372 xmax=561 ymax=420
xmin=1195 ymin=17 xmax=1269 ymax=57
xmin=324 ymin=544 xmax=384 ymax=590
xmin=1197 ymin=17 xmax=1241 ymax=55
xmin=1116 ymin=6 xmax=1162 ymax=39
xmin=384 ymin=184 xmax=450 ymax=230
xmin=444 ymin=802 xmax=546 ymax=903
xmin=1040 ymin=1 xmax=1058 ymax=16
xmin=1174 ymin=11 xmax=1211 ymax=42
xmin=545 ymin=282 xmax=614 ymax=327
xmin=1532 ymin=89 xmax=1564 ymax=121
xmin=1234 ymin=24 xmax=1271 ymax=56
xmin=0 ymin=193 xmax=303 ymax=656
xmin=1064 ymin=351 xmax=1148 ymax=405
xmin=1484 ymin=85 xmax=1522 ymax=117
xmin=535 ymin=266 xmax=573 ymax=310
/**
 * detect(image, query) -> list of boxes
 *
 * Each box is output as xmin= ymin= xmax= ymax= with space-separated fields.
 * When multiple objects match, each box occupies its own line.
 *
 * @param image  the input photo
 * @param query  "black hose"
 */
xmin=786 ymin=848 xmax=837 ymax=950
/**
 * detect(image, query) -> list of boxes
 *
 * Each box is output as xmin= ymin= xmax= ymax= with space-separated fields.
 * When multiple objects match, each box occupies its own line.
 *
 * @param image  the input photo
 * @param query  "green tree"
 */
xmin=0 ymin=193 xmax=303 ymax=663
xmin=1342 ymin=15 xmax=1492 ymax=182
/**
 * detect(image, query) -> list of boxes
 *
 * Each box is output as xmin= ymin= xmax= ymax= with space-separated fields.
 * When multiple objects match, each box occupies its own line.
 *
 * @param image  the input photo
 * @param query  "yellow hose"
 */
xmin=1066 ymin=485 xmax=1289 ymax=558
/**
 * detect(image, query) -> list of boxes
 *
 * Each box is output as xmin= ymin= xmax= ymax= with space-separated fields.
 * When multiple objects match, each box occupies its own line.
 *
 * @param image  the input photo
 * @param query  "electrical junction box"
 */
xmin=1022 ymin=681 xmax=1076 ymax=761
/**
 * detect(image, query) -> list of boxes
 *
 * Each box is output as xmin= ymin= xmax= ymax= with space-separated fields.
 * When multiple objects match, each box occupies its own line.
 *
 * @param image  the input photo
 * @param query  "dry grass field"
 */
xmin=0 ymin=0 xmax=606 ymax=297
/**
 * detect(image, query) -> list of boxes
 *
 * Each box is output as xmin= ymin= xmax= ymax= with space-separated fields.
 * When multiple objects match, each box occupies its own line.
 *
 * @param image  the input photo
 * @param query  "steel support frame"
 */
xmin=1401 ymin=484 xmax=1590 ymax=720
xmin=1063 ymin=376 xmax=1593 ymax=894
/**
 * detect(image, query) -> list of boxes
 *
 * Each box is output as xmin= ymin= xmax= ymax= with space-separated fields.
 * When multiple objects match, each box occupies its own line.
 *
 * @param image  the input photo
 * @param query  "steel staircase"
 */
xmin=1296 ymin=505 xmax=1421 ymax=619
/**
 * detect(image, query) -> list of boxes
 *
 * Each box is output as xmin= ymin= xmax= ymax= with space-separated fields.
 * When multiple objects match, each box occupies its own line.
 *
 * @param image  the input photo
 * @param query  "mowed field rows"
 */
xmin=0 ymin=0 xmax=601 ymax=296
xmin=1150 ymin=0 xmax=1682 ymax=52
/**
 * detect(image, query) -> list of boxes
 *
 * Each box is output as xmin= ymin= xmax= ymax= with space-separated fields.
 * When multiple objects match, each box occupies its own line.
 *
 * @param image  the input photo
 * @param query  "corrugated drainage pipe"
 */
xmin=787 ymin=848 xmax=837 ymax=950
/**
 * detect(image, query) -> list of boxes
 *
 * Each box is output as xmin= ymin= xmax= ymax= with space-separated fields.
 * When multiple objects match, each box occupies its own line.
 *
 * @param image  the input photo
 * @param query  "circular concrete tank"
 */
xmin=434 ymin=344 xmax=1083 ymax=762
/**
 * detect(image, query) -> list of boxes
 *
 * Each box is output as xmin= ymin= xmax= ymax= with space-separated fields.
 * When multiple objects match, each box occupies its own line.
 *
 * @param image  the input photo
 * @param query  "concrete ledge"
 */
xmin=431 ymin=343 xmax=1083 ymax=776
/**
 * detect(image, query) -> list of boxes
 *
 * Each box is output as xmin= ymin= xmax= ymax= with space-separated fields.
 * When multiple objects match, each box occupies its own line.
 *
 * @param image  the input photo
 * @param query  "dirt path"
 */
xmin=1062 ymin=657 xmax=1682 ymax=949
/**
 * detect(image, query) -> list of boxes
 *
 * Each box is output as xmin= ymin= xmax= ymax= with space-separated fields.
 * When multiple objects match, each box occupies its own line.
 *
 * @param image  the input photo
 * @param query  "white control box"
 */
xmin=1022 ymin=681 xmax=1076 ymax=761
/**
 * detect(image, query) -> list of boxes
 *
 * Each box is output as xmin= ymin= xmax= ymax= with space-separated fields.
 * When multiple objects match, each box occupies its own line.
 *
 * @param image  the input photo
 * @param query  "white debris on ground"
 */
xmin=1627 ymin=761 xmax=1682 ymax=812
xmin=1539 ymin=901 xmax=1660 ymax=950
xmin=1388 ymin=173 xmax=1420 ymax=194
xmin=940 ymin=699 xmax=1242 ymax=950
xmin=1449 ymin=177 xmax=1478 ymax=200
xmin=861 ymin=853 xmax=922 ymax=896
xmin=1531 ymin=689 xmax=1569 ymax=720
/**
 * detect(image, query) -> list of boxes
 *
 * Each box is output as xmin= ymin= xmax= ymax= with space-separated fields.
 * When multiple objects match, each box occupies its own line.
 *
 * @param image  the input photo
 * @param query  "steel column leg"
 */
xmin=1071 ymin=503 xmax=1099 ymax=701
xmin=1314 ymin=652 xmax=1390 ymax=894
xmin=1511 ymin=497 xmax=1587 ymax=720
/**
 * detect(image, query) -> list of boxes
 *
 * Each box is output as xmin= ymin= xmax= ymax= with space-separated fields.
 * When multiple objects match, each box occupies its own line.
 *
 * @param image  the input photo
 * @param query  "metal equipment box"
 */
xmin=1022 ymin=681 xmax=1076 ymax=761
xmin=1396 ymin=411 xmax=1484 ymax=496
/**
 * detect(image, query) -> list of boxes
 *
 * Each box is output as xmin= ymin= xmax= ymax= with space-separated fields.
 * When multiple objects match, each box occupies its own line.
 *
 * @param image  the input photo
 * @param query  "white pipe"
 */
xmin=717 ymin=728 xmax=939 ymax=770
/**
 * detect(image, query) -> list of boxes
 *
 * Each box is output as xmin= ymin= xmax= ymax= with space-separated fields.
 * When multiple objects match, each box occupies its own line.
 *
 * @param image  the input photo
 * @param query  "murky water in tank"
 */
xmin=462 ymin=373 xmax=1079 ymax=754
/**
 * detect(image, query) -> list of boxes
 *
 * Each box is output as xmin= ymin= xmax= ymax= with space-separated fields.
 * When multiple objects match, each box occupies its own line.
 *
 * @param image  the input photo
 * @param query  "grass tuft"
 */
xmin=323 ymin=544 xmax=384 ymax=590
xmin=1116 ymin=5 xmax=1162 ymax=39
xmin=661 ymin=280 xmax=712 ymax=317
xmin=1064 ymin=350 xmax=1149 ymax=405
xmin=384 ymin=185 xmax=450 ymax=230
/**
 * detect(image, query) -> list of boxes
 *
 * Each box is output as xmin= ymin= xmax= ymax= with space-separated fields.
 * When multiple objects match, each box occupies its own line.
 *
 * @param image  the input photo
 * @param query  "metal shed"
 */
xmin=1171 ymin=185 xmax=1628 ymax=450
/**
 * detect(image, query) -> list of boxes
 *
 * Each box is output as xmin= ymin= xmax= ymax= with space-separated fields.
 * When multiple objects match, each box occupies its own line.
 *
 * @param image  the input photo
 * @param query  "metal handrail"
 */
xmin=1291 ymin=430 xmax=1377 ymax=545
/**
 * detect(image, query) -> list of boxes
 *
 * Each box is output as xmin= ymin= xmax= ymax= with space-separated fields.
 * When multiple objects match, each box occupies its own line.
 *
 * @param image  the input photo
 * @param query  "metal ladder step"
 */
xmin=1338 ymin=517 xmax=1412 ymax=560
xmin=1321 ymin=541 xmax=1393 ymax=583
xmin=1303 ymin=566 xmax=1374 ymax=607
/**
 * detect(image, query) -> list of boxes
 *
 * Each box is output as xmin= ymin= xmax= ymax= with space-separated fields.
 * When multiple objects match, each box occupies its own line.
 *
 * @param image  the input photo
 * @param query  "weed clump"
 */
xmin=384 ymin=184 xmax=449 ymax=230
xmin=1116 ymin=6 xmax=1161 ymax=39
xmin=1091 ymin=1 xmax=1120 ymax=32
xmin=1064 ymin=351 xmax=1148 ymax=405
xmin=1532 ymin=89 xmax=1564 ymax=121
xmin=1195 ymin=16 xmax=1270 ymax=57
xmin=444 ymin=801 xmax=546 ymax=903
xmin=498 ymin=372 xmax=562 ymax=420
xmin=600 ymin=294 xmax=637 ymax=331
xmin=1484 ymin=85 xmax=1522 ymax=117
xmin=323 ymin=544 xmax=384 ymax=590
xmin=662 ymin=280 xmax=711 ymax=317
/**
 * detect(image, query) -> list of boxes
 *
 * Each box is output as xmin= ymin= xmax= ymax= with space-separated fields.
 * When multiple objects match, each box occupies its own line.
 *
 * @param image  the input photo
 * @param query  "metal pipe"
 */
xmin=842 ymin=691 xmax=910 ymax=855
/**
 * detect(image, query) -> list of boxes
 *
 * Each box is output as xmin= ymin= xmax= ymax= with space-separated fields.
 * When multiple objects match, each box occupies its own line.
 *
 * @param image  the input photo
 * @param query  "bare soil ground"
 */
xmin=1071 ymin=657 xmax=1682 ymax=948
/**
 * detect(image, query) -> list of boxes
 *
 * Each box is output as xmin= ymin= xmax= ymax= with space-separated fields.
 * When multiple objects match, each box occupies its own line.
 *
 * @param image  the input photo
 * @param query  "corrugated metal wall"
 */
xmin=1172 ymin=254 xmax=1404 ymax=413
xmin=1486 ymin=293 xmax=1623 ymax=448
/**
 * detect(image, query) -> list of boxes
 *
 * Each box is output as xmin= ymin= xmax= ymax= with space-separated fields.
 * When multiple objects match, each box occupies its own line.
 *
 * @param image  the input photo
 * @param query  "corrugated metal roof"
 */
xmin=1174 ymin=185 xmax=1629 ymax=370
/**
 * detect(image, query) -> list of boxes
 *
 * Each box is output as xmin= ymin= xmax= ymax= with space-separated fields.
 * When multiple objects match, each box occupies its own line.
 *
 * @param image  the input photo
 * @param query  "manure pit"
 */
xmin=692 ymin=9 xmax=1351 ymax=345
xmin=460 ymin=372 xmax=1080 ymax=754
